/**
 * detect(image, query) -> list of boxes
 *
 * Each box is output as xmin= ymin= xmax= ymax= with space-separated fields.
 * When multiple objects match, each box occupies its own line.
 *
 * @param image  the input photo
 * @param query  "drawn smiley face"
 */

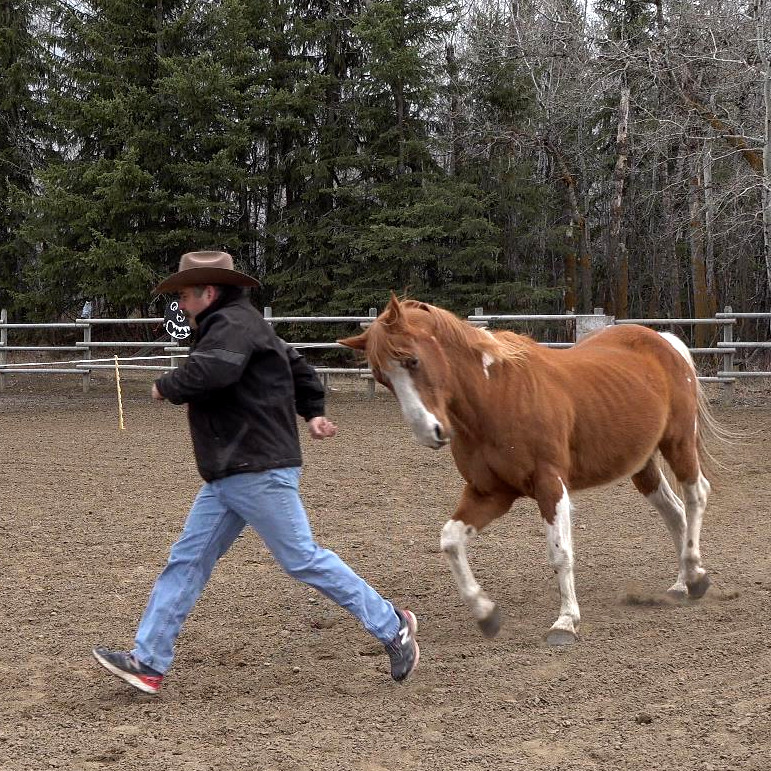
xmin=164 ymin=300 xmax=191 ymax=340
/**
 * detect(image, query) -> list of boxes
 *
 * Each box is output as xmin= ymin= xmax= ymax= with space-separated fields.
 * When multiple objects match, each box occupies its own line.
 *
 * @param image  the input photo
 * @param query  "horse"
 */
xmin=339 ymin=295 xmax=715 ymax=645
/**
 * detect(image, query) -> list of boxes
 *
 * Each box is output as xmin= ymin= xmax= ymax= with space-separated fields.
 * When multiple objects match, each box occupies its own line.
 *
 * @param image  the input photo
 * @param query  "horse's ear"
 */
xmin=338 ymin=330 xmax=369 ymax=350
xmin=382 ymin=292 xmax=404 ymax=327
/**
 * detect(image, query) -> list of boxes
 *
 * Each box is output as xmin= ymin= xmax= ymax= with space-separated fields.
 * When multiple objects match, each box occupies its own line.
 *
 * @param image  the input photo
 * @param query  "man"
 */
xmin=92 ymin=251 xmax=418 ymax=695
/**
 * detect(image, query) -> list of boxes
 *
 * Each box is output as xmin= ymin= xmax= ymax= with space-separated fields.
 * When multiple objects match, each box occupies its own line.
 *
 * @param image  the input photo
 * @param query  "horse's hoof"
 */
xmin=666 ymin=585 xmax=688 ymax=601
xmin=477 ymin=606 xmax=501 ymax=638
xmin=686 ymin=573 xmax=711 ymax=599
xmin=546 ymin=627 xmax=579 ymax=646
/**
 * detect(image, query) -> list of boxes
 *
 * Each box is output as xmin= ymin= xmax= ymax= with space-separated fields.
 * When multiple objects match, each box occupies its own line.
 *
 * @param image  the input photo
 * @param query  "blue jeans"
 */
xmin=132 ymin=467 xmax=399 ymax=673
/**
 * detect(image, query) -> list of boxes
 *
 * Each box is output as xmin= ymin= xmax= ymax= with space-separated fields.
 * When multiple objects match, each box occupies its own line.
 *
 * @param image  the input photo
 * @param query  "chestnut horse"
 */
xmin=340 ymin=296 xmax=714 ymax=644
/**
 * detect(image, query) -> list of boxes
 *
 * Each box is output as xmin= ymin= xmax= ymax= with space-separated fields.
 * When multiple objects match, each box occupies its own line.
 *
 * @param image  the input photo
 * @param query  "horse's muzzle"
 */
xmin=433 ymin=423 xmax=451 ymax=448
xmin=414 ymin=421 xmax=451 ymax=449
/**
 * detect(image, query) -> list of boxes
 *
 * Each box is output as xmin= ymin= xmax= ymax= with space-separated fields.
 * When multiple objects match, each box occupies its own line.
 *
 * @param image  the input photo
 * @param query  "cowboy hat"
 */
xmin=153 ymin=251 xmax=260 ymax=294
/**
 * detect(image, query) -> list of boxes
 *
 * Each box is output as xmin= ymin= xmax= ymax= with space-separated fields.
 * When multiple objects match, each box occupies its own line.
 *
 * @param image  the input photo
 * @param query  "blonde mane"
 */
xmin=366 ymin=300 xmax=533 ymax=371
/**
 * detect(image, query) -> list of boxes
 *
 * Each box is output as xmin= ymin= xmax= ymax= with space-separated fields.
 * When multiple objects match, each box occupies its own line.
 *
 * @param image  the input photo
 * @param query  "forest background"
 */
xmin=1 ymin=0 xmax=771 ymax=340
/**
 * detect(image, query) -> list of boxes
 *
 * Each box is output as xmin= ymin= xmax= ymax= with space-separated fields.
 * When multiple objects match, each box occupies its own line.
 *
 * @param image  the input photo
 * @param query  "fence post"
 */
xmin=82 ymin=321 xmax=91 ymax=393
xmin=721 ymin=305 xmax=735 ymax=406
xmin=575 ymin=307 xmax=613 ymax=341
xmin=0 ymin=308 xmax=7 ymax=392
xmin=367 ymin=307 xmax=377 ymax=399
xmin=470 ymin=307 xmax=489 ymax=330
xmin=264 ymin=306 xmax=272 ymax=322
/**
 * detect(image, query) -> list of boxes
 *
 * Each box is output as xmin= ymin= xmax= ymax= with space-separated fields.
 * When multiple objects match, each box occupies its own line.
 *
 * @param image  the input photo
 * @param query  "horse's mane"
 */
xmin=366 ymin=299 xmax=533 ymax=370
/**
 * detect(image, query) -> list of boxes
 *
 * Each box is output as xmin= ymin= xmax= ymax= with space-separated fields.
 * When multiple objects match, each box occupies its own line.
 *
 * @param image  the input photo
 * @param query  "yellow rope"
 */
xmin=114 ymin=355 xmax=125 ymax=431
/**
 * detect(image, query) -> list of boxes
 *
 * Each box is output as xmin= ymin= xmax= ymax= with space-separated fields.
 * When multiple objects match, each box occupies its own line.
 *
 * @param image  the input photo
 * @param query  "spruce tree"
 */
xmin=0 ymin=0 xmax=47 ymax=316
xmin=20 ymin=0 xmax=257 ymax=317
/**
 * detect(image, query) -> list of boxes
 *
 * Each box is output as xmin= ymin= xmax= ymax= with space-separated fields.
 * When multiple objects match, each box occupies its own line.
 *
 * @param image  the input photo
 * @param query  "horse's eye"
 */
xmin=402 ymin=357 xmax=419 ymax=371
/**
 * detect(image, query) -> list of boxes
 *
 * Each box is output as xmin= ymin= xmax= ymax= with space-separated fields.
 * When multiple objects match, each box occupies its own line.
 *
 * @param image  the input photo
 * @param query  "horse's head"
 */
xmin=339 ymin=295 xmax=453 ymax=449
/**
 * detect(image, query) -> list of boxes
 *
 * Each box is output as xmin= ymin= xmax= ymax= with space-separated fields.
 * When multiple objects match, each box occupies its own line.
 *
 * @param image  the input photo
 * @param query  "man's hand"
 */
xmin=151 ymin=383 xmax=165 ymax=401
xmin=308 ymin=416 xmax=337 ymax=439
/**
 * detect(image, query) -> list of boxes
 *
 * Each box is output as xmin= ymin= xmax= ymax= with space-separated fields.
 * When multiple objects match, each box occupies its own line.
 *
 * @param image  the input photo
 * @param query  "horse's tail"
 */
xmin=694 ymin=379 xmax=736 ymax=475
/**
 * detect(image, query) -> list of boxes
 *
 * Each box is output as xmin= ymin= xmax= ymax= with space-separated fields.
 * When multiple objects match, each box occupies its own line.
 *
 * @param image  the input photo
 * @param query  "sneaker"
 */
xmin=92 ymin=646 xmax=163 ymax=695
xmin=385 ymin=608 xmax=419 ymax=682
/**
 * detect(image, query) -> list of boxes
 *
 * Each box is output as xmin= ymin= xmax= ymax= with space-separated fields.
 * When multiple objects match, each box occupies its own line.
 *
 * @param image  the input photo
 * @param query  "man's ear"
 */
xmin=338 ymin=330 xmax=369 ymax=350
xmin=204 ymin=284 xmax=219 ymax=303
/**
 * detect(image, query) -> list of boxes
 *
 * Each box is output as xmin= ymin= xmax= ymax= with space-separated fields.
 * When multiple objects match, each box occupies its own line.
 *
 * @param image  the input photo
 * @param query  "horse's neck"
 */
xmin=444 ymin=334 xmax=534 ymax=435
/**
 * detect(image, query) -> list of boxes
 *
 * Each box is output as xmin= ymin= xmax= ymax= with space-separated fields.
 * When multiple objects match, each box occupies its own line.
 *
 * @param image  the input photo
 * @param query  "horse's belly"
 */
xmin=568 ymin=429 xmax=661 ymax=490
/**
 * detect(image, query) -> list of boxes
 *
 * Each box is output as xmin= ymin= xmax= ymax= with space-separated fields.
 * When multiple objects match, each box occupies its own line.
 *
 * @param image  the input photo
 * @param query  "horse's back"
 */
xmin=530 ymin=324 xmax=698 ymax=488
xmin=568 ymin=324 xmax=693 ymax=386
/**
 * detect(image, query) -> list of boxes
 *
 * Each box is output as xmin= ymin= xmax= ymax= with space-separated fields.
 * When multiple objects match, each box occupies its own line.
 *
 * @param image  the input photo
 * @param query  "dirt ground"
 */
xmin=1 ymin=374 xmax=770 ymax=771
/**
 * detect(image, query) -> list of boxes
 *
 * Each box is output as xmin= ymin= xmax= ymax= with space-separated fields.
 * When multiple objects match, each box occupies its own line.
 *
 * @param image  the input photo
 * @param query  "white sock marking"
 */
xmin=440 ymin=519 xmax=495 ymax=621
xmin=645 ymin=471 xmax=688 ymax=592
xmin=545 ymin=480 xmax=580 ymax=630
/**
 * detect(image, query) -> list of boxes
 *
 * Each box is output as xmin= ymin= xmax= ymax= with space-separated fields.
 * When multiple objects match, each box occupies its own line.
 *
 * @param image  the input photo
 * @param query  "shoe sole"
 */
xmin=92 ymin=648 xmax=161 ymax=695
xmin=399 ymin=610 xmax=420 ymax=682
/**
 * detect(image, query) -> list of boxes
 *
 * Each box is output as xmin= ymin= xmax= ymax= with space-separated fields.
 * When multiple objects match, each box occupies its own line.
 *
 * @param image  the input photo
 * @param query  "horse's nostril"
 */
xmin=434 ymin=424 xmax=443 ymax=442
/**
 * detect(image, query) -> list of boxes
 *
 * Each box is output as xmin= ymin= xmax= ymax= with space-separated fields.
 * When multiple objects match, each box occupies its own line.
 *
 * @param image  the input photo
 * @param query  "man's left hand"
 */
xmin=308 ymin=416 xmax=337 ymax=439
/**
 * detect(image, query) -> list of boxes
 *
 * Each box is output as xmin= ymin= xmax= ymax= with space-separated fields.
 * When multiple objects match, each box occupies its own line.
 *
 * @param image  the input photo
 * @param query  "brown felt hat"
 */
xmin=153 ymin=251 xmax=260 ymax=294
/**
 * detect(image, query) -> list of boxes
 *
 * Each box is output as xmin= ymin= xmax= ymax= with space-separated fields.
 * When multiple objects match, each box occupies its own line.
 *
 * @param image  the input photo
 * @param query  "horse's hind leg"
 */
xmin=632 ymin=459 xmax=689 ymax=596
xmin=638 ymin=447 xmax=712 ymax=598
xmin=440 ymin=485 xmax=516 ymax=638
xmin=662 ymin=437 xmax=712 ymax=598
xmin=680 ymin=474 xmax=711 ymax=598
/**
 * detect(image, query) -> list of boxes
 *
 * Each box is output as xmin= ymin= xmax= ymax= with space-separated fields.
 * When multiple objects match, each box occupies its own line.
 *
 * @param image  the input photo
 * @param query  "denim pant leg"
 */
xmin=133 ymin=483 xmax=245 ymax=673
xmin=220 ymin=468 xmax=400 ymax=644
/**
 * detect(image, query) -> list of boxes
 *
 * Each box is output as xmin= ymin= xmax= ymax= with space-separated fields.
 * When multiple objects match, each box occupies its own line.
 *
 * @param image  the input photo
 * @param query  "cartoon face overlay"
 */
xmin=164 ymin=300 xmax=191 ymax=340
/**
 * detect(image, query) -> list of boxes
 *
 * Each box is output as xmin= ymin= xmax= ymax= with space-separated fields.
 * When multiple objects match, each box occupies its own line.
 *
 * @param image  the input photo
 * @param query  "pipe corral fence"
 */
xmin=1 ymin=306 xmax=770 ymax=405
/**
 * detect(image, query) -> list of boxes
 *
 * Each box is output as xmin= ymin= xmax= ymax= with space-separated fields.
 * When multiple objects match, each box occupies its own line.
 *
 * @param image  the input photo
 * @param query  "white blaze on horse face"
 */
xmin=440 ymin=519 xmax=496 ymax=622
xmin=385 ymin=360 xmax=447 ymax=448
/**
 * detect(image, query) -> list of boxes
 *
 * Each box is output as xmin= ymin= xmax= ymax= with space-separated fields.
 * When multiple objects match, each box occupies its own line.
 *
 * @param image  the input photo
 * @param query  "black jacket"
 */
xmin=155 ymin=290 xmax=325 ymax=481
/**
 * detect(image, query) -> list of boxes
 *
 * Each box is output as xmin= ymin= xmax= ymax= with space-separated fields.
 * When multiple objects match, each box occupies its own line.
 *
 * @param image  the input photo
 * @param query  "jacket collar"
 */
xmin=196 ymin=286 xmax=246 ymax=323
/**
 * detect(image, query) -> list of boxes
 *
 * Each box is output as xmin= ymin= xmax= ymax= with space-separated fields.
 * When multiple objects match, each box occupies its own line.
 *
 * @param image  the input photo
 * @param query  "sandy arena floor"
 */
xmin=1 ymin=375 xmax=770 ymax=770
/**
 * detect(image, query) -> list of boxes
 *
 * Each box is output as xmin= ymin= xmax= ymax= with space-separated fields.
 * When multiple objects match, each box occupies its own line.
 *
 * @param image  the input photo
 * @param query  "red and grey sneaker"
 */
xmin=385 ymin=608 xmax=420 ymax=682
xmin=92 ymin=647 xmax=164 ymax=695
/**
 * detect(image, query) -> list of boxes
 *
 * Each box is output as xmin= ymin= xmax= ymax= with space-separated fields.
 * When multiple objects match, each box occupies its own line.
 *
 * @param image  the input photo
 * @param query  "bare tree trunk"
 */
xmin=155 ymin=0 xmax=164 ymax=57
xmin=446 ymin=43 xmax=461 ymax=177
xmin=608 ymin=86 xmax=630 ymax=317
xmin=647 ymin=162 xmax=660 ymax=317
xmin=755 ymin=0 xmax=771 ymax=306
xmin=688 ymin=143 xmax=711 ymax=345
xmin=544 ymin=138 xmax=589 ymax=312
xmin=702 ymin=139 xmax=717 ymax=315
xmin=563 ymin=205 xmax=577 ymax=313
xmin=662 ymin=142 xmax=684 ymax=317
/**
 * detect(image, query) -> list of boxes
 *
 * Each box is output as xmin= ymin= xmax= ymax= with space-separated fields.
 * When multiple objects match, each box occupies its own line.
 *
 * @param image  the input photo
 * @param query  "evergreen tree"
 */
xmin=0 ymin=0 xmax=47 ymax=316
xmin=19 ymin=0 xmax=257 ymax=317
xmin=267 ymin=0 xmax=506 ymax=314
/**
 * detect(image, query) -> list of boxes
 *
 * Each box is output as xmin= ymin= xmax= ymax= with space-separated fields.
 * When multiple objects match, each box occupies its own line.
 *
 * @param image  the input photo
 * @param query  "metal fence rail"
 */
xmin=2 ymin=305 xmax=770 ymax=404
xmin=0 ymin=307 xmax=379 ymax=396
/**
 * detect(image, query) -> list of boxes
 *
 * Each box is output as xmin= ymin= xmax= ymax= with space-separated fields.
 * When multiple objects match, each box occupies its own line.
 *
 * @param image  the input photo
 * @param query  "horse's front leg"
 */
xmin=440 ymin=485 xmax=516 ymax=638
xmin=534 ymin=471 xmax=580 ymax=645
